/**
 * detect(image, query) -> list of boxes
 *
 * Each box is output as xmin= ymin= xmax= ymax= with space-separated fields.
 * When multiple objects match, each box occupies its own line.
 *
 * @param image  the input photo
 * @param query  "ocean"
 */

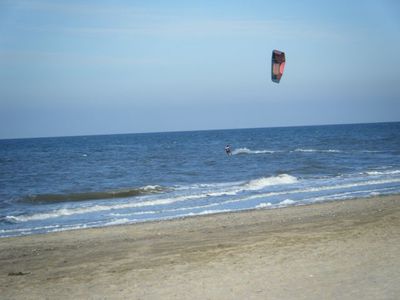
xmin=1 ymin=122 xmax=400 ymax=237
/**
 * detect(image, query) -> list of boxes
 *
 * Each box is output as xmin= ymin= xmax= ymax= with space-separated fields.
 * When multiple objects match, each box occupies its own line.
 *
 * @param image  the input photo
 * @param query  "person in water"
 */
xmin=225 ymin=144 xmax=232 ymax=155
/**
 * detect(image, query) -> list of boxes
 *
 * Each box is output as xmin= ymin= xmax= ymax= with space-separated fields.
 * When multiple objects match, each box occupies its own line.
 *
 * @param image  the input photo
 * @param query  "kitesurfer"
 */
xmin=225 ymin=145 xmax=232 ymax=156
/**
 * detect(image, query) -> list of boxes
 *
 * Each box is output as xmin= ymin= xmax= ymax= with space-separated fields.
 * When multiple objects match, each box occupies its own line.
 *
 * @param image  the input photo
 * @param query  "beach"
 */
xmin=1 ymin=195 xmax=399 ymax=299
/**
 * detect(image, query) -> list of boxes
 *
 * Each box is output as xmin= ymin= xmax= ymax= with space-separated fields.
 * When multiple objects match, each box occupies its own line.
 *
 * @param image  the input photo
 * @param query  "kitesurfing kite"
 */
xmin=271 ymin=50 xmax=285 ymax=83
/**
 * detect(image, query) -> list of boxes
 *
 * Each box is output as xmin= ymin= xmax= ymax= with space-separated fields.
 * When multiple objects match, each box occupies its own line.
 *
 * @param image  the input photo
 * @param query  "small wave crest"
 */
xmin=23 ymin=185 xmax=168 ymax=204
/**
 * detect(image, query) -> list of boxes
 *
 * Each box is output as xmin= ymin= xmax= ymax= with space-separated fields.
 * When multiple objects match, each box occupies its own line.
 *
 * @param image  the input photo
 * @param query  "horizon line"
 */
xmin=1 ymin=120 xmax=399 ymax=141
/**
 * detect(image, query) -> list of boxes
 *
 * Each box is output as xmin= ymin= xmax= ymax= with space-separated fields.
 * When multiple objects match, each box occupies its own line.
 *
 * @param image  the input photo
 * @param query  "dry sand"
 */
xmin=1 ymin=195 xmax=399 ymax=300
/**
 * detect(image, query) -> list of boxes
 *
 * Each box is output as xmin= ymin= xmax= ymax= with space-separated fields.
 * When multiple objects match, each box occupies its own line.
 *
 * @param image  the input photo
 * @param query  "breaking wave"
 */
xmin=245 ymin=174 xmax=298 ymax=190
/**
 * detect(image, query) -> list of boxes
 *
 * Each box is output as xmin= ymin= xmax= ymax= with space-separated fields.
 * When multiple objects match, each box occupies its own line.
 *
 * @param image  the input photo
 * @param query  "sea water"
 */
xmin=1 ymin=122 xmax=400 ymax=237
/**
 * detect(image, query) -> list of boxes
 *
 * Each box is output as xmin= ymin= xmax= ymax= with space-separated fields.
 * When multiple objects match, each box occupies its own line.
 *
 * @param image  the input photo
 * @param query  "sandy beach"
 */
xmin=1 ymin=195 xmax=399 ymax=299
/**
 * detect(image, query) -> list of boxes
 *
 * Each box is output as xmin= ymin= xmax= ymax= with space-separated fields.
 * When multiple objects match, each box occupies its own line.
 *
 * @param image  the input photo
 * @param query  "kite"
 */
xmin=271 ymin=50 xmax=286 ymax=83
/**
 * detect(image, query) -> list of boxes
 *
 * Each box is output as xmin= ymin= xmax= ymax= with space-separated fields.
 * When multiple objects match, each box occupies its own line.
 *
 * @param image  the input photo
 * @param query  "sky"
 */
xmin=0 ymin=0 xmax=400 ymax=139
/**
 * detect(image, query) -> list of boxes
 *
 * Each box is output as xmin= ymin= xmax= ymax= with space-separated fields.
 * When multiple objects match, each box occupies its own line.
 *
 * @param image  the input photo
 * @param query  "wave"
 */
xmin=23 ymin=185 xmax=168 ymax=204
xmin=3 ymin=176 xmax=400 ymax=236
xmin=365 ymin=170 xmax=400 ymax=176
xmin=255 ymin=202 xmax=272 ymax=209
xmin=7 ymin=174 xmax=298 ymax=223
xmin=192 ymin=174 xmax=298 ymax=197
xmin=7 ymin=173 xmax=400 ymax=224
xmin=232 ymin=148 xmax=276 ymax=155
xmin=278 ymin=199 xmax=297 ymax=206
xmin=104 ymin=218 xmax=131 ymax=226
xmin=245 ymin=174 xmax=298 ymax=190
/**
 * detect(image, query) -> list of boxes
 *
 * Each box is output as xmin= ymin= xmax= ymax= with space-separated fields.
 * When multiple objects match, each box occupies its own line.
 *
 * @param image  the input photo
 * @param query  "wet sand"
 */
xmin=1 ymin=195 xmax=399 ymax=299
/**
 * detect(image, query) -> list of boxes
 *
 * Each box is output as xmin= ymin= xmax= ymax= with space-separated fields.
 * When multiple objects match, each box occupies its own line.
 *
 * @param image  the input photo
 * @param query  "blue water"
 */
xmin=1 ymin=122 xmax=400 ymax=237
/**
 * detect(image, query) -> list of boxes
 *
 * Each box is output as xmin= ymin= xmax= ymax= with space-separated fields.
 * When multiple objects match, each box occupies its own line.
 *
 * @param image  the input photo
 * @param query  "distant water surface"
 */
xmin=1 ymin=122 xmax=400 ymax=237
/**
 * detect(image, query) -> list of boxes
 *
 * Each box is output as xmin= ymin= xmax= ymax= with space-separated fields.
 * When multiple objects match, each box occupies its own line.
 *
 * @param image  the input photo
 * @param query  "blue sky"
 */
xmin=1 ymin=0 xmax=399 ymax=138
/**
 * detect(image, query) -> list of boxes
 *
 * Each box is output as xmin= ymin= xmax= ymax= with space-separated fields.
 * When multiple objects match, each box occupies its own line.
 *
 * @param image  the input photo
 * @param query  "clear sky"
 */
xmin=1 ymin=0 xmax=400 ymax=139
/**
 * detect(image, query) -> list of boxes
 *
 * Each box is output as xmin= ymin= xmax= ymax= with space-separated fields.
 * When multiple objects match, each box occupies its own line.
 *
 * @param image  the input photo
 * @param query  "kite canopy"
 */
xmin=271 ymin=50 xmax=285 ymax=83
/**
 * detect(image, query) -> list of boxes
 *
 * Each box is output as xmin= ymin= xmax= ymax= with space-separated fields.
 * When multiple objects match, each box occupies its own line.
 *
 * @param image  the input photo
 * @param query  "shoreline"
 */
xmin=1 ymin=195 xmax=399 ymax=299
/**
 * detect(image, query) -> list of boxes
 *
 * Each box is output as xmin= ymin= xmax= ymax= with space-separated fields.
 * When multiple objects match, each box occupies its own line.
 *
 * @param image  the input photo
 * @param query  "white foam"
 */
xmin=50 ymin=224 xmax=89 ymax=233
xmin=278 ymin=199 xmax=297 ymax=206
xmin=255 ymin=202 xmax=272 ymax=209
xmin=4 ymin=216 xmax=19 ymax=223
xmin=110 ymin=199 xmax=231 ymax=218
xmin=104 ymin=218 xmax=131 ymax=226
xmin=366 ymin=171 xmax=381 ymax=175
xmin=232 ymin=147 xmax=276 ymax=155
xmin=245 ymin=174 xmax=298 ymax=190
xmin=294 ymin=148 xmax=341 ymax=153
xmin=310 ymin=177 xmax=400 ymax=193
xmin=0 ymin=224 xmax=61 ymax=234
xmin=201 ymin=174 xmax=298 ymax=197
xmin=366 ymin=170 xmax=400 ymax=176
xmin=142 ymin=185 xmax=163 ymax=190
xmin=0 ymin=221 xmax=105 ymax=237
xmin=187 ymin=209 xmax=230 ymax=216
xmin=307 ymin=186 xmax=399 ymax=203
xmin=294 ymin=148 xmax=316 ymax=152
